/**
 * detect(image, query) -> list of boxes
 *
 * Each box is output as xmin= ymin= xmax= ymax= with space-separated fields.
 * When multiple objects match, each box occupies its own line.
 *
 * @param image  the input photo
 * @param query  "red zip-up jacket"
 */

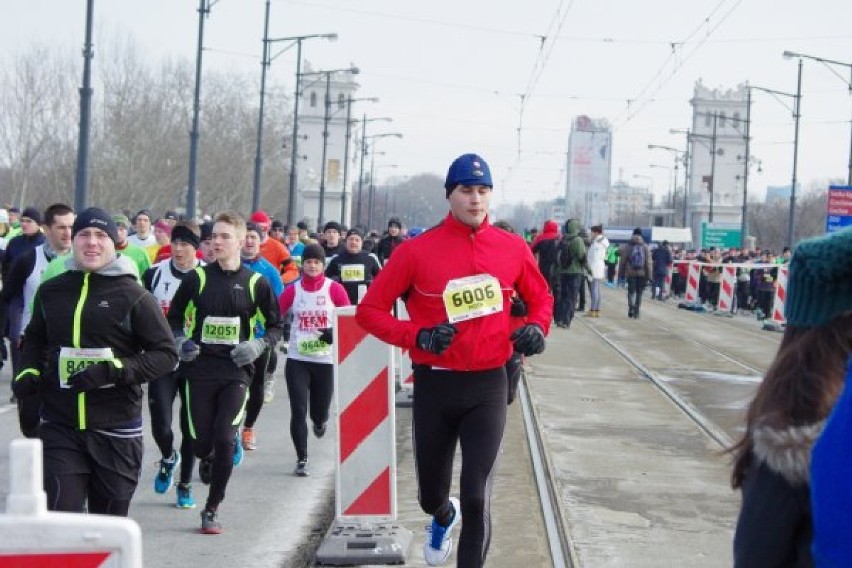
xmin=356 ymin=213 xmax=553 ymax=371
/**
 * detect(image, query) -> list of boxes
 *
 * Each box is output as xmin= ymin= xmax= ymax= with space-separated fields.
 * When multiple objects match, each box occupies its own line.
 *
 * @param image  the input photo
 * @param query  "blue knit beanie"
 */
xmin=785 ymin=226 xmax=852 ymax=327
xmin=444 ymin=153 xmax=493 ymax=197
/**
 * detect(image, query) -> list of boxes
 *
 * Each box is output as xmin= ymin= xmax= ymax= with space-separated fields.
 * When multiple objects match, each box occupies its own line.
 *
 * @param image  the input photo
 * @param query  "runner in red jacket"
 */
xmin=356 ymin=153 xmax=552 ymax=568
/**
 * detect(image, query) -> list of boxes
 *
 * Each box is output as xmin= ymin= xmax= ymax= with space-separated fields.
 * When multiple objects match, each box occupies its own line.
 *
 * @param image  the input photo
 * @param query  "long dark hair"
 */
xmin=730 ymin=313 xmax=852 ymax=488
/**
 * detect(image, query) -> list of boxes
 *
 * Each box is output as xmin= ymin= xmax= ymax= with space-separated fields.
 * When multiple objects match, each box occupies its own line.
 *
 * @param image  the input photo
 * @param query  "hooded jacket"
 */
xmin=733 ymin=422 xmax=822 ymax=567
xmin=16 ymin=254 xmax=178 ymax=430
xmin=587 ymin=234 xmax=610 ymax=280
xmin=618 ymin=234 xmax=652 ymax=278
xmin=554 ymin=220 xmax=587 ymax=275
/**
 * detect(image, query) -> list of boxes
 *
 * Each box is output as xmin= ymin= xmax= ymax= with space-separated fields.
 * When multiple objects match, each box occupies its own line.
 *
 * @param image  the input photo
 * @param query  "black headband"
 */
xmin=171 ymin=225 xmax=201 ymax=249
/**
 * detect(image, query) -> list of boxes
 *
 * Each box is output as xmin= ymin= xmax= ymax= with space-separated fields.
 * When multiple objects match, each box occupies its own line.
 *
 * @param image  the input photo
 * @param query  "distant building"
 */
xmin=766 ymin=184 xmax=797 ymax=203
xmin=687 ymin=80 xmax=748 ymax=245
xmin=600 ymin=181 xmax=653 ymax=226
xmin=296 ymin=62 xmax=359 ymax=229
xmin=565 ymin=116 xmax=612 ymax=226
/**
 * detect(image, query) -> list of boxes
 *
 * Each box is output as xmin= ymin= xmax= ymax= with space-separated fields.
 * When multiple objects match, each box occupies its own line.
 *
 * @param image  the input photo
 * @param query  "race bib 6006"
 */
xmin=442 ymin=274 xmax=503 ymax=323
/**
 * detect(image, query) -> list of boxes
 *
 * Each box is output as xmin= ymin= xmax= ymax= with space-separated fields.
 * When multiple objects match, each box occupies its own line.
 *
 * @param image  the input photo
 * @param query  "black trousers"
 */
xmin=555 ymin=273 xmax=581 ymax=325
xmin=244 ymin=347 xmax=273 ymax=429
xmin=41 ymin=421 xmax=143 ymax=516
xmin=412 ymin=365 xmax=507 ymax=568
xmin=627 ymin=276 xmax=647 ymax=312
xmin=148 ymin=370 xmax=195 ymax=485
xmin=187 ymin=377 xmax=248 ymax=509
xmin=284 ymin=358 xmax=334 ymax=461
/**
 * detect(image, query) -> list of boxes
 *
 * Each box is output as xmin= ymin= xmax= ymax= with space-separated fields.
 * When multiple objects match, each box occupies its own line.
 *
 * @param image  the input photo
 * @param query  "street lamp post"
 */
xmin=364 ymin=133 xmax=403 ymax=229
xmin=340 ymin=96 xmax=379 ymax=225
xmin=784 ymin=50 xmax=852 ymax=186
xmin=709 ymin=112 xmax=718 ymax=223
xmin=648 ymin=144 xmax=688 ymax=226
xmin=270 ymin=33 xmax=338 ymax=225
xmin=73 ymin=0 xmax=95 ymax=212
xmin=355 ymin=124 xmax=396 ymax=225
xmin=186 ymin=0 xmax=214 ymax=220
xmin=251 ymin=0 xmax=272 ymax=213
xmin=649 ymin=164 xmax=674 ymax=224
xmin=748 ymin=76 xmax=802 ymax=248
xmin=299 ymin=67 xmax=359 ymax=227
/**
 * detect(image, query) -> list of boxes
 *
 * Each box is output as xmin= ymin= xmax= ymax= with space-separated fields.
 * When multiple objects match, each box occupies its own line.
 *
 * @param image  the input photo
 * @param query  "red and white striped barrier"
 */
xmin=684 ymin=262 xmax=701 ymax=303
xmin=771 ymin=265 xmax=789 ymax=325
xmin=333 ymin=306 xmax=397 ymax=519
xmin=664 ymin=266 xmax=673 ymax=297
xmin=318 ymin=307 xmax=411 ymax=565
xmin=717 ymin=266 xmax=737 ymax=313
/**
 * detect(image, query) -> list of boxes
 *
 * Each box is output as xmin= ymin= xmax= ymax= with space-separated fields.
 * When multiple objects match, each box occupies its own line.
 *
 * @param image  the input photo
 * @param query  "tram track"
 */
xmin=578 ymin=316 xmax=734 ymax=450
xmin=519 ymin=369 xmax=576 ymax=568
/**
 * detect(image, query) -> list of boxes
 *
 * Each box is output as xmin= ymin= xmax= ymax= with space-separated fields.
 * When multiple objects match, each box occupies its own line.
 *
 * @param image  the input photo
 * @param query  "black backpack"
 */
xmin=557 ymin=236 xmax=575 ymax=269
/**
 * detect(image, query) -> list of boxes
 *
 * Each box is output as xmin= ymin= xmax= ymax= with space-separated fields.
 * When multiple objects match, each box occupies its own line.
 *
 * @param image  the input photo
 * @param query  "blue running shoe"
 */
xmin=176 ymin=483 xmax=197 ymax=509
xmin=154 ymin=451 xmax=181 ymax=494
xmin=232 ymin=431 xmax=244 ymax=466
xmin=423 ymin=497 xmax=461 ymax=566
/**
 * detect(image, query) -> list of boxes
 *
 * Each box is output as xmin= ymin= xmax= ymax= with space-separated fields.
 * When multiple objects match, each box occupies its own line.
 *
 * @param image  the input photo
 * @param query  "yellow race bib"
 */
xmin=340 ymin=264 xmax=366 ymax=282
xmin=442 ymin=275 xmax=503 ymax=323
xmin=58 ymin=347 xmax=114 ymax=389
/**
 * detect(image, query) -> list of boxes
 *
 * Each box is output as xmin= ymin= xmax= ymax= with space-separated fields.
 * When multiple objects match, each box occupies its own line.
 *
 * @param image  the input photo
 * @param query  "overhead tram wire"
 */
xmin=610 ymin=0 xmax=745 ymax=130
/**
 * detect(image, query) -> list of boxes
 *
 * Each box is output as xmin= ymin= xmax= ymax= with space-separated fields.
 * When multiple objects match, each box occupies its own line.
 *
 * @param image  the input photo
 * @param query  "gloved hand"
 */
xmin=510 ymin=297 xmax=528 ymax=317
xmin=416 ymin=323 xmax=458 ymax=355
xmin=67 ymin=362 xmax=113 ymax=392
xmin=12 ymin=371 xmax=40 ymax=398
xmin=176 ymin=337 xmax=200 ymax=362
xmin=231 ymin=339 xmax=267 ymax=367
xmin=317 ymin=328 xmax=333 ymax=345
xmin=510 ymin=324 xmax=545 ymax=357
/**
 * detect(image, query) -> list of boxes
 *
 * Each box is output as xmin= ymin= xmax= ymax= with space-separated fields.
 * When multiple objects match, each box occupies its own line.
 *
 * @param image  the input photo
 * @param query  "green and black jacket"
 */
xmin=166 ymin=261 xmax=283 ymax=382
xmin=16 ymin=255 xmax=178 ymax=430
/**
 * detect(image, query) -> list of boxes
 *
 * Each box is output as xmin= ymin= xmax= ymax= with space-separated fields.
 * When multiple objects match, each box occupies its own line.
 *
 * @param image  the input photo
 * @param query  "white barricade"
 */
xmin=664 ymin=265 xmax=673 ymax=298
xmin=0 ymin=439 xmax=142 ymax=568
xmin=316 ymin=306 xmax=411 ymax=565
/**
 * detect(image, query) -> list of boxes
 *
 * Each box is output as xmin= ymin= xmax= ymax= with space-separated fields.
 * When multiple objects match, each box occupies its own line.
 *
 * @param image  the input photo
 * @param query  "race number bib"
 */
xmin=291 ymin=255 xmax=302 ymax=267
xmin=340 ymin=264 xmax=366 ymax=282
xmin=298 ymin=338 xmax=332 ymax=357
xmin=201 ymin=316 xmax=240 ymax=345
xmin=58 ymin=347 xmax=114 ymax=389
xmin=442 ymin=275 xmax=503 ymax=323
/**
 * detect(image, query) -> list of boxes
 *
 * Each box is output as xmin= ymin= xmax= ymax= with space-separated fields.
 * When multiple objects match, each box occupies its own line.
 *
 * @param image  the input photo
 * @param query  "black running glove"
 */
xmin=416 ymin=323 xmax=458 ymax=355
xmin=12 ymin=370 xmax=40 ymax=398
xmin=510 ymin=324 xmax=545 ymax=357
xmin=317 ymin=328 xmax=333 ymax=345
xmin=68 ymin=362 xmax=114 ymax=392
xmin=510 ymin=297 xmax=528 ymax=317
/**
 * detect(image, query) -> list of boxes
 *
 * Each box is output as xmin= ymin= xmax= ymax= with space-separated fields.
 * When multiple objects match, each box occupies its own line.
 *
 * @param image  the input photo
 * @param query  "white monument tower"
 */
xmin=296 ymin=62 xmax=359 ymax=229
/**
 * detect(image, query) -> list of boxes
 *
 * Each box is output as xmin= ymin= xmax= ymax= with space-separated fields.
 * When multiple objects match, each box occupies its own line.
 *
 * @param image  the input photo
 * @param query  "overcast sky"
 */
xmin=2 ymin=0 xmax=850 ymax=207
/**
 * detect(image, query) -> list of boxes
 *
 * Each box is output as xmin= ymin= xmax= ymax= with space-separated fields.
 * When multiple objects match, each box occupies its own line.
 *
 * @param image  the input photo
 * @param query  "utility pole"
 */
xmin=251 ymin=0 xmax=271 ymax=212
xmin=709 ymin=113 xmax=717 ymax=223
xmin=317 ymin=72 xmax=332 ymax=227
xmin=788 ymin=59 xmax=803 ymax=248
xmin=73 ymin=0 xmax=95 ymax=212
xmin=741 ymin=88 xmax=752 ymax=248
xmin=186 ymin=0 xmax=211 ymax=220
xmin=356 ymin=116 xmax=367 ymax=227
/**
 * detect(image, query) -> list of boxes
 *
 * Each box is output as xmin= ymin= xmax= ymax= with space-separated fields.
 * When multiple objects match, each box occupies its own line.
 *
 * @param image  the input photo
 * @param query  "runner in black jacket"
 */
xmin=12 ymin=208 xmax=178 ymax=516
xmin=166 ymin=211 xmax=284 ymax=534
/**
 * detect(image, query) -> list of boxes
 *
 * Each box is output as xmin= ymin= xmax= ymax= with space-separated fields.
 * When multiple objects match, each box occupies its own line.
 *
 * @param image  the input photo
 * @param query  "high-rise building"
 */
xmin=565 ymin=116 xmax=612 ymax=226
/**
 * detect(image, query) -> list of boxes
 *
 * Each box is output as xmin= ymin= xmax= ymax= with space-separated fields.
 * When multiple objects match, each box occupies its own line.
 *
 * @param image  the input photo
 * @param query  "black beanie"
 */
xmin=171 ymin=225 xmax=201 ymax=249
xmin=73 ymin=207 xmax=118 ymax=243
xmin=22 ymin=206 xmax=42 ymax=225
xmin=302 ymin=243 xmax=326 ymax=265
xmin=200 ymin=221 xmax=214 ymax=241
xmin=346 ymin=227 xmax=364 ymax=239
xmin=323 ymin=221 xmax=343 ymax=234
